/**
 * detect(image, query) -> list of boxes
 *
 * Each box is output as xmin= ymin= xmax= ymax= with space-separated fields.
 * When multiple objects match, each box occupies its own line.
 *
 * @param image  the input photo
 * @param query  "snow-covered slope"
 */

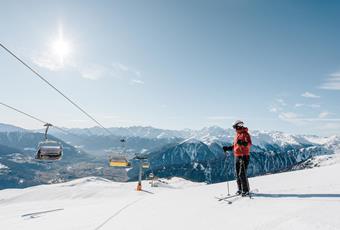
xmin=1 ymin=154 xmax=340 ymax=230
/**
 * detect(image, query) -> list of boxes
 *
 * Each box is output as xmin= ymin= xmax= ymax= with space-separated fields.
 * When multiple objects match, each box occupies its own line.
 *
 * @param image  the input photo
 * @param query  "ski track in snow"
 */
xmin=21 ymin=208 xmax=64 ymax=219
xmin=93 ymin=198 xmax=143 ymax=230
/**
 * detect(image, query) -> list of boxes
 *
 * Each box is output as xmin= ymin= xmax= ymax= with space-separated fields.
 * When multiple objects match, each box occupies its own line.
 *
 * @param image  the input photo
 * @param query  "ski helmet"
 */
xmin=232 ymin=120 xmax=244 ymax=129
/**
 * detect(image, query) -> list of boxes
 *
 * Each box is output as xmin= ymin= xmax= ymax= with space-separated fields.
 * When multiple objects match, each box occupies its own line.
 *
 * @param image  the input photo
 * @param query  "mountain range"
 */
xmin=0 ymin=123 xmax=339 ymax=189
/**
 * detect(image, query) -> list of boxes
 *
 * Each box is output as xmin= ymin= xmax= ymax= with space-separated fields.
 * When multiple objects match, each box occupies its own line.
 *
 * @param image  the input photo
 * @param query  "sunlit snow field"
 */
xmin=1 ymin=154 xmax=340 ymax=230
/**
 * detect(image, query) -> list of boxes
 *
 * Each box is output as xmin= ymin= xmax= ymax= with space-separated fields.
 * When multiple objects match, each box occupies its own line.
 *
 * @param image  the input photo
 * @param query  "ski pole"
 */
xmin=223 ymin=147 xmax=231 ymax=196
xmin=227 ymin=179 xmax=230 ymax=196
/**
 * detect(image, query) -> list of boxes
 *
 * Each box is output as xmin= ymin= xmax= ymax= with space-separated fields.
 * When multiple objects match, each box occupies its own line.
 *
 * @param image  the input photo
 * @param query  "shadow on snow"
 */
xmin=254 ymin=193 xmax=340 ymax=199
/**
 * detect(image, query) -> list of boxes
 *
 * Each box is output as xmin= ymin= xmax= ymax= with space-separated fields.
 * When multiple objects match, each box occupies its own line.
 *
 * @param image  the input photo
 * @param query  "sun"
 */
xmin=52 ymin=38 xmax=71 ymax=64
xmin=53 ymin=39 xmax=70 ymax=57
xmin=51 ymin=27 xmax=71 ymax=64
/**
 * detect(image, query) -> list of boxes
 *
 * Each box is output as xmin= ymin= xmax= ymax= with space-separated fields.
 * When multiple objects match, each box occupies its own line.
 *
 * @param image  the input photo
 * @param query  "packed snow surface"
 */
xmin=1 ymin=155 xmax=340 ymax=230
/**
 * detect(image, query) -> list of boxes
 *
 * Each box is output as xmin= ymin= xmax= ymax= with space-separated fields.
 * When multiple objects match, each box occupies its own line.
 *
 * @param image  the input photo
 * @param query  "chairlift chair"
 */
xmin=36 ymin=140 xmax=63 ymax=161
xmin=148 ymin=172 xmax=154 ymax=179
xmin=109 ymin=156 xmax=131 ymax=167
xmin=142 ymin=160 xmax=150 ymax=169
xmin=108 ymin=138 xmax=131 ymax=168
xmin=35 ymin=123 xmax=63 ymax=161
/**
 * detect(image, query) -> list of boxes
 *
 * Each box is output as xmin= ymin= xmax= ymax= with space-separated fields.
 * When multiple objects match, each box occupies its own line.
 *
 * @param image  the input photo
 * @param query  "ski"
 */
xmin=224 ymin=189 xmax=259 ymax=204
xmin=215 ymin=193 xmax=240 ymax=202
xmin=216 ymin=189 xmax=259 ymax=204
xmin=225 ymin=195 xmax=244 ymax=204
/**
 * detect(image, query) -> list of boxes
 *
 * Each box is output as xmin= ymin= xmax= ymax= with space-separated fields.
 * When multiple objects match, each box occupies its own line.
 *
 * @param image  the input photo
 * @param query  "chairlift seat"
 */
xmin=142 ymin=161 xmax=150 ymax=169
xmin=36 ymin=140 xmax=63 ymax=161
xmin=109 ymin=156 xmax=131 ymax=168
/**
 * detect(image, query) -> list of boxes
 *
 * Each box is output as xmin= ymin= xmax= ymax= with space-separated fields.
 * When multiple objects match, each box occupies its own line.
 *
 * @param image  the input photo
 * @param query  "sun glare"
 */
xmin=50 ymin=26 xmax=72 ymax=64
xmin=53 ymin=39 xmax=70 ymax=57
xmin=52 ymin=38 xmax=71 ymax=63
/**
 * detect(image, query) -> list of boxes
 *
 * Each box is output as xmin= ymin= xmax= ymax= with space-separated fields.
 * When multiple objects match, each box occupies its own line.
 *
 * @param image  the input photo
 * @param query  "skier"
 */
xmin=223 ymin=120 xmax=252 ymax=196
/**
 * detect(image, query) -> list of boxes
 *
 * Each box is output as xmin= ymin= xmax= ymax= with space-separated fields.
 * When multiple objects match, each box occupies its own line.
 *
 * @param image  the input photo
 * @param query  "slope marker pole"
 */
xmin=137 ymin=160 xmax=143 ymax=191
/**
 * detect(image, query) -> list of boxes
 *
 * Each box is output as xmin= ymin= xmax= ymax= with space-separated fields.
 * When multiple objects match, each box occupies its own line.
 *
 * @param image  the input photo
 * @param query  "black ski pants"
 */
xmin=235 ymin=155 xmax=250 ymax=193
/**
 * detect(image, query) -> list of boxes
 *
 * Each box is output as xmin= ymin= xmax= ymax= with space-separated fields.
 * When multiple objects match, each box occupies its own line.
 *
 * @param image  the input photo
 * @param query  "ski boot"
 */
xmin=241 ymin=191 xmax=249 ymax=197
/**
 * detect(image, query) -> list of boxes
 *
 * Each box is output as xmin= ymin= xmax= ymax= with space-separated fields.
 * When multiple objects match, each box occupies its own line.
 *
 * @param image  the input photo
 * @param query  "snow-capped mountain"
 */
xmin=0 ymin=123 xmax=27 ymax=133
xmin=49 ymin=125 xmax=340 ymax=148
xmin=128 ymin=136 xmax=335 ymax=183
xmin=1 ymin=123 xmax=340 ymax=189
xmin=126 ymin=126 xmax=340 ymax=183
xmin=47 ymin=126 xmax=186 ymax=139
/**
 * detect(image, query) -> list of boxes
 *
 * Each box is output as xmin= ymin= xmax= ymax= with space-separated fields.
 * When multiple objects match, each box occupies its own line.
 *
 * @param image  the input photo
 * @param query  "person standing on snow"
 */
xmin=223 ymin=120 xmax=252 ymax=196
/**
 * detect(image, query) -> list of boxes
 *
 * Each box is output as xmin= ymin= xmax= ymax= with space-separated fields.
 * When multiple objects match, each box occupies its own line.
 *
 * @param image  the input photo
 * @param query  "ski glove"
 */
xmin=223 ymin=146 xmax=233 ymax=152
xmin=237 ymin=140 xmax=248 ymax=146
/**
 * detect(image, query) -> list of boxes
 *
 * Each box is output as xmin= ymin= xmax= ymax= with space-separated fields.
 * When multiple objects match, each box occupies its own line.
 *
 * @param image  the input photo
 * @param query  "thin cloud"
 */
xmin=279 ymin=112 xmax=340 ymax=123
xmin=113 ymin=63 xmax=129 ymax=72
xmin=79 ymin=64 xmax=108 ymax=80
xmin=32 ymin=51 xmax=65 ymax=71
xmin=294 ymin=103 xmax=320 ymax=109
xmin=110 ymin=62 xmax=144 ymax=85
xmin=301 ymin=91 xmax=320 ymax=98
xmin=31 ymin=48 xmax=144 ymax=83
xmin=269 ymin=107 xmax=278 ymax=113
xmin=31 ymin=27 xmax=73 ymax=71
xmin=269 ymin=99 xmax=286 ymax=113
xmin=319 ymin=111 xmax=330 ymax=118
xmin=269 ymin=106 xmax=281 ymax=113
xmin=279 ymin=112 xmax=299 ymax=120
xmin=320 ymin=72 xmax=340 ymax=90
xmin=308 ymin=104 xmax=320 ymax=108
xmin=317 ymin=122 xmax=340 ymax=131
xmin=276 ymin=99 xmax=287 ymax=106
xmin=78 ymin=62 xmax=144 ymax=82
xmin=111 ymin=62 xmax=142 ymax=79
xmin=130 ymin=79 xmax=145 ymax=85
xmin=293 ymin=118 xmax=340 ymax=122
xmin=278 ymin=112 xmax=303 ymax=125
xmin=32 ymin=49 xmax=107 ymax=80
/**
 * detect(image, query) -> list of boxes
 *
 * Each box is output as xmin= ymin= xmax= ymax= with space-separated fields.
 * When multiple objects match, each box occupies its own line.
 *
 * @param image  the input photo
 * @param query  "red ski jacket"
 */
xmin=233 ymin=127 xmax=252 ymax=157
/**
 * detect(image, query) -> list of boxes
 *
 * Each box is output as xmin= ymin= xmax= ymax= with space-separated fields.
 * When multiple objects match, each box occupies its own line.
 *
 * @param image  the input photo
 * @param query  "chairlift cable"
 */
xmin=0 ymin=43 xmax=113 ymax=136
xmin=0 ymin=101 xmax=47 ymax=124
xmin=1 ymin=102 xmax=129 ymax=165
xmin=1 ymin=43 xmax=128 ymax=163
xmin=0 ymin=101 xmax=80 ymax=137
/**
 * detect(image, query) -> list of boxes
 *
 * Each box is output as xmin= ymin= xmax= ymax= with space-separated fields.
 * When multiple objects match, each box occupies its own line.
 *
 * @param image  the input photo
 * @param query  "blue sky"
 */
xmin=0 ymin=0 xmax=340 ymax=135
